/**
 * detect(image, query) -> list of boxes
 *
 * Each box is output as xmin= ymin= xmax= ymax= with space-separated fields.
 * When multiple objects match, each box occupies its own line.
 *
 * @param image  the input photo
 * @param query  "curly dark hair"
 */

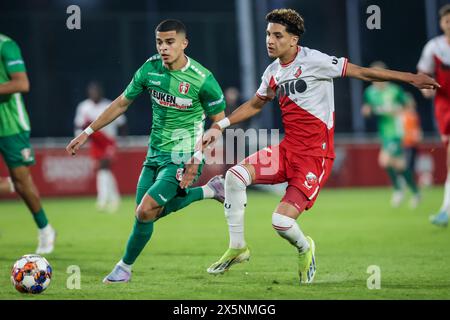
xmin=265 ymin=8 xmax=305 ymax=37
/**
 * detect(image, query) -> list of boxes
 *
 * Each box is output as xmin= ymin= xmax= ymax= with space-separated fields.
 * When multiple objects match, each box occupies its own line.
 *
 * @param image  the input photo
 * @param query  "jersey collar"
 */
xmin=280 ymin=46 xmax=300 ymax=68
xmin=162 ymin=55 xmax=191 ymax=72
xmin=181 ymin=56 xmax=191 ymax=72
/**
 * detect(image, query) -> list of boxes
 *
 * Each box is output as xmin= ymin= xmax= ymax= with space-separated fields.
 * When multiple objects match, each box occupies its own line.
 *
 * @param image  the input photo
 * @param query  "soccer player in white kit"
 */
xmin=181 ymin=9 xmax=440 ymax=284
xmin=74 ymin=82 xmax=127 ymax=212
xmin=417 ymin=4 xmax=450 ymax=227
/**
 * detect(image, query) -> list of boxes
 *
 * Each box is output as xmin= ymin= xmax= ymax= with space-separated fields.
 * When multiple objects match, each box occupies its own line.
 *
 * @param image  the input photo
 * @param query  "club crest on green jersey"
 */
xmin=178 ymin=82 xmax=190 ymax=95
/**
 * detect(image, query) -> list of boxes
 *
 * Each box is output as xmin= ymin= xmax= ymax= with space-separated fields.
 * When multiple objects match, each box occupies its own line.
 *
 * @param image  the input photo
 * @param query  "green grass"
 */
xmin=1 ymin=187 xmax=449 ymax=300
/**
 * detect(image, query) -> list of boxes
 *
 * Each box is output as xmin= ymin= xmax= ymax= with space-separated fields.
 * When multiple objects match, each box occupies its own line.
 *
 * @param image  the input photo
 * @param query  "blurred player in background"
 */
xmin=66 ymin=19 xmax=226 ymax=283
xmin=74 ymin=81 xmax=127 ymax=213
xmin=0 ymin=33 xmax=56 ymax=254
xmin=183 ymin=9 xmax=440 ymax=284
xmin=418 ymin=4 xmax=450 ymax=227
xmin=402 ymin=92 xmax=423 ymax=183
xmin=224 ymin=87 xmax=241 ymax=117
xmin=224 ymin=86 xmax=247 ymax=130
xmin=362 ymin=61 xmax=420 ymax=209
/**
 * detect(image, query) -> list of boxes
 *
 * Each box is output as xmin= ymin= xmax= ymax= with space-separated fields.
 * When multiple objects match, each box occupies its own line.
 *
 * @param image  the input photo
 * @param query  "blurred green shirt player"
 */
xmin=0 ymin=33 xmax=56 ymax=253
xmin=363 ymin=82 xmax=407 ymax=152
xmin=362 ymin=61 xmax=419 ymax=209
xmin=0 ymin=35 xmax=30 ymax=137
xmin=66 ymin=20 xmax=226 ymax=283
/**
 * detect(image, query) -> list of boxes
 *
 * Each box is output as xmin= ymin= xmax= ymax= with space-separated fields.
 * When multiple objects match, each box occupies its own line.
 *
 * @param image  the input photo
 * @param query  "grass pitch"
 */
xmin=0 ymin=187 xmax=449 ymax=300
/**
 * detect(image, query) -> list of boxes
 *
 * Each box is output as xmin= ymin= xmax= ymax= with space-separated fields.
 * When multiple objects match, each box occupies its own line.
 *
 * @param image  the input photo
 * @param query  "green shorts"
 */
xmin=136 ymin=147 xmax=203 ymax=206
xmin=381 ymin=138 xmax=404 ymax=158
xmin=0 ymin=131 xmax=35 ymax=168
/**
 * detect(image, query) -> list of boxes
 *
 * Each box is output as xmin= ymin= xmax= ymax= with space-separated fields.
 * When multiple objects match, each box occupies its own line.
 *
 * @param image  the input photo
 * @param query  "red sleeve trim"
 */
xmin=255 ymin=93 xmax=271 ymax=101
xmin=341 ymin=58 xmax=348 ymax=77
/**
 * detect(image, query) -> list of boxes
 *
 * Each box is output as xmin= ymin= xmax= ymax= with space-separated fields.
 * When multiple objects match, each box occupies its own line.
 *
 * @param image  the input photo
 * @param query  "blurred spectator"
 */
xmin=74 ymin=81 xmax=127 ymax=212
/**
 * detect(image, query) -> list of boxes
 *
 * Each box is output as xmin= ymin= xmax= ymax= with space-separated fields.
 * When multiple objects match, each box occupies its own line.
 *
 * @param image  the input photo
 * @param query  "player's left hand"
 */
xmin=411 ymin=73 xmax=440 ymax=90
xmin=179 ymin=156 xmax=202 ymax=189
xmin=198 ymin=124 xmax=222 ymax=151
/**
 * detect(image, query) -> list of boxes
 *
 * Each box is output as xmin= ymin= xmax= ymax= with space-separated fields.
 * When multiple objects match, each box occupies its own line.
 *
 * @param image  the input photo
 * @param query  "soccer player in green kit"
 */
xmin=362 ymin=61 xmax=420 ymax=209
xmin=0 ymin=33 xmax=56 ymax=254
xmin=66 ymin=20 xmax=226 ymax=283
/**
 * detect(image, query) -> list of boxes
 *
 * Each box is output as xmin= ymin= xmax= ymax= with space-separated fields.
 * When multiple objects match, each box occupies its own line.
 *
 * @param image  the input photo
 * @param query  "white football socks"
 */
xmin=225 ymin=165 xmax=251 ymax=249
xmin=106 ymin=170 xmax=120 ymax=204
xmin=96 ymin=169 xmax=109 ymax=208
xmin=439 ymin=172 xmax=450 ymax=215
xmin=39 ymin=224 xmax=53 ymax=234
xmin=97 ymin=169 xmax=121 ymax=209
xmin=201 ymin=184 xmax=215 ymax=199
xmin=118 ymin=260 xmax=132 ymax=272
xmin=272 ymin=212 xmax=310 ymax=253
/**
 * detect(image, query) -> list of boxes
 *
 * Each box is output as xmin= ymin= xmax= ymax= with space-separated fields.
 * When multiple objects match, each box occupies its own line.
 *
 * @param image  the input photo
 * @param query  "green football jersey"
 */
xmin=0 ymin=34 xmax=30 ymax=137
xmin=363 ymin=83 xmax=407 ymax=140
xmin=123 ymin=54 xmax=225 ymax=154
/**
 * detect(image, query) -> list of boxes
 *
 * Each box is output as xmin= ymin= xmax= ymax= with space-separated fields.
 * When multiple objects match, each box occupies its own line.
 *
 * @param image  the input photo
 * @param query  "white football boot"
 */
xmin=36 ymin=225 xmax=56 ymax=255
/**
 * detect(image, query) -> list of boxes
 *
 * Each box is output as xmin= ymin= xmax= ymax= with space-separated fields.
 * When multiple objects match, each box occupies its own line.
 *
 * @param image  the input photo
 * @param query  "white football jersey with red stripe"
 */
xmin=256 ymin=46 xmax=348 ymax=158
xmin=74 ymin=98 xmax=126 ymax=139
xmin=417 ymin=35 xmax=450 ymax=105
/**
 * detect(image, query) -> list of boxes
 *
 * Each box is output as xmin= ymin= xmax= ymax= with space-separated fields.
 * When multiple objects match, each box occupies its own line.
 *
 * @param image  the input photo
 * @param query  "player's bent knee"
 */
xmin=135 ymin=198 xmax=161 ymax=222
xmin=135 ymin=206 xmax=157 ymax=222
xmin=271 ymin=212 xmax=294 ymax=233
xmin=225 ymin=165 xmax=251 ymax=190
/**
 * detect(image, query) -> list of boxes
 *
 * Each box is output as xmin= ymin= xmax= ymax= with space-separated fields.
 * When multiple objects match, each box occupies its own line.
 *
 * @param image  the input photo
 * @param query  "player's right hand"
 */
xmin=66 ymin=133 xmax=89 ymax=156
xmin=411 ymin=73 xmax=440 ymax=90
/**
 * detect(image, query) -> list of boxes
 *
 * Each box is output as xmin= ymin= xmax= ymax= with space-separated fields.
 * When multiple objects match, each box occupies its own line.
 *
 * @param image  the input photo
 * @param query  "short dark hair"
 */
xmin=155 ymin=19 xmax=187 ymax=36
xmin=439 ymin=4 xmax=450 ymax=18
xmin=266 ymin=8 xmax=305 ymax=37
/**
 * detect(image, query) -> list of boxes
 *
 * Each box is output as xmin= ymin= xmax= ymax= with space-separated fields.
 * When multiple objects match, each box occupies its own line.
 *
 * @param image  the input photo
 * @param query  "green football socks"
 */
xmin=122 ymin=218 xmax=154 ymax=265
xmin=401 ymin=168 xmax=419 ymax=194
xmin=122 ymin=187 xmax=204 ymax=265
xmin=386 ymin=167 xmax=401 ymax=190
xmin=32 ymin=208 xmax=49 ymax=229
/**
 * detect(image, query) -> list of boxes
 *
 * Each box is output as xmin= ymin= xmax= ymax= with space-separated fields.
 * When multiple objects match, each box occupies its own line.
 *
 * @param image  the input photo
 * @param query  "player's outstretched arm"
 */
xmin=201 ymin=95 xmax=267 ymax=150
xmin=65 ymin=94 xmax=132 ymax=156
xmin=179 ymin=98 xmax=267 ymax=189
xmin=346 ymin=63 xmax=440 ymax=90
xmin=0 ymin=72 xmax=29 ymax=95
